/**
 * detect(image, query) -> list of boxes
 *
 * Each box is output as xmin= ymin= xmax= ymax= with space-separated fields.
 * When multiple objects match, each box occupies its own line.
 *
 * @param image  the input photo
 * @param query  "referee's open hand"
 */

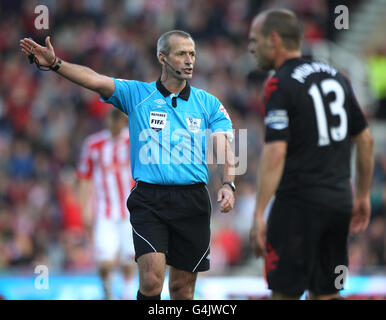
xmin=217 ymin=186 xmax=235 ymax=213
xmin=20 ymin=36 xmax=56 ymax=67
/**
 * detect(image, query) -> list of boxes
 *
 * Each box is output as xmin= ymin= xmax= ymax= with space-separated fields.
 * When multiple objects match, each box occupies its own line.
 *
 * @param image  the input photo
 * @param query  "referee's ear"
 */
xmin=158 ymin=52 xmax=166 ymax=66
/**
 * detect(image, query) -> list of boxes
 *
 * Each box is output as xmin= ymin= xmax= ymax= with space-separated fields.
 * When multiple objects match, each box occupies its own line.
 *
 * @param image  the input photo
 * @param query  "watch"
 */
xmin=50 ymin=57 xmax=62 ymax=72
xmin=222 ymin=181 xmax=236 ymax=192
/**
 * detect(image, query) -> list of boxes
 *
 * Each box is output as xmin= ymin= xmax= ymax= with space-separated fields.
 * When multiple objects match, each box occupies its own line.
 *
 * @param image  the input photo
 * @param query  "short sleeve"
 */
xmin=347 ymin=81 xmax=368 ymax=136
xmin=264 ymin=76 xmax=290 ymax=143
xmin=209 ymin=97 xmax=233 ymax=141
xmin=76 ymin=139 xmax=93 ymax=180
xmin=100 ymin=78 xmax=141 ymax=114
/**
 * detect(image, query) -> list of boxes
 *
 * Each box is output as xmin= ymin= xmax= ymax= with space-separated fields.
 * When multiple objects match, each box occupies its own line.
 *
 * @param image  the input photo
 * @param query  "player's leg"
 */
xmin=270 ymin=292 xmax=302 ymax=300
xmin=264 ymin=198 xmax=309 ymax=299
xmin=120 ymin=263 xmax=136 ymax=299
xmin=98 ymin=260 xmax=115 ymax=300
xmin=308 ymin=292 xmax=344 ymax=300
xmin=137 ymin=252 xmax=166 ymax=298
xmin=168 ymin=267 xmax=197 ymax=300
xmin=308 ymin=210 xmax=351 ymax=300
xmin=94 ymin=218 xmax=118 ymax=300
xmin=118 ymin=218 xmax=137 ymax=299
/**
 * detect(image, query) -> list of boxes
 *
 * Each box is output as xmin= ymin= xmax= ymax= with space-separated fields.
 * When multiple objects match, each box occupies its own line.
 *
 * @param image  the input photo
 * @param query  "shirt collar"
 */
xmin=156 ymin=78 xmax=191 ymax=101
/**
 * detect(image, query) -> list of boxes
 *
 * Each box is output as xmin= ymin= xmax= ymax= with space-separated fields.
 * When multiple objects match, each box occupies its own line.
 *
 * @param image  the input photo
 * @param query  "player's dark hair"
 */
xmin=261 ymin=9 xmax=303 ymax=50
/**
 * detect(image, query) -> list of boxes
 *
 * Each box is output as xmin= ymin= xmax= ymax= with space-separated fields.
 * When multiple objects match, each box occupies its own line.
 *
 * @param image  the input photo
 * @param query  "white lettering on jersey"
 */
xmin=291 ymin=62 xmax=337 ymax=83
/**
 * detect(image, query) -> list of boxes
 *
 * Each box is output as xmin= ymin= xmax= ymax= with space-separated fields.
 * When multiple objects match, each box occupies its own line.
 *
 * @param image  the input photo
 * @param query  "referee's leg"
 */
xmin=137 ymin=252 xmax=166 ymax=299
xmin=169 ymin=267 xmax=198 ymax=300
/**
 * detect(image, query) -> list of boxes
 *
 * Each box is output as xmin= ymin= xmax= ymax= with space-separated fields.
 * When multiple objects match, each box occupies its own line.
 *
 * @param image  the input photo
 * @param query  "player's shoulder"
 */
xmin=83 ymin=129 xmax=111 ymax=148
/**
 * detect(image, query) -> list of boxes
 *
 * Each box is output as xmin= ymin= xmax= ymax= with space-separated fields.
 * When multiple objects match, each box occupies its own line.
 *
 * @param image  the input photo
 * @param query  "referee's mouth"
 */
xmin=182 ymin=67 xmax=193 ymax=75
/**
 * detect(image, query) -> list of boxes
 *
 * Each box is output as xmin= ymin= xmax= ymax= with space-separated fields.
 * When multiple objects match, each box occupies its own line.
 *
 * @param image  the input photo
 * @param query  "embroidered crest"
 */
xmin=185 ymin=116 xmax=202 ymax=133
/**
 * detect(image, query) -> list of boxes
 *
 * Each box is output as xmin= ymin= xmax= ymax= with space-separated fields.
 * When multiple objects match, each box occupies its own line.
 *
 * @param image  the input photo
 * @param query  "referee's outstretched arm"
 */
xmin=20 ymin=36 xmax=115 ymax=98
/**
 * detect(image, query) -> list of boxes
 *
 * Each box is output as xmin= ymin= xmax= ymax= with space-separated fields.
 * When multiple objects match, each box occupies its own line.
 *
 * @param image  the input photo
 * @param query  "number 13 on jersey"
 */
xmin=308 ymin=78 xmax=347 ymax=147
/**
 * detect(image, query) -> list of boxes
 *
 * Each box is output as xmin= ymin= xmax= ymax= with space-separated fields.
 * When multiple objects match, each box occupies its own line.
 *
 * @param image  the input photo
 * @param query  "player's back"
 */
xmin=264 ymin=58 xmax=367 ymax=211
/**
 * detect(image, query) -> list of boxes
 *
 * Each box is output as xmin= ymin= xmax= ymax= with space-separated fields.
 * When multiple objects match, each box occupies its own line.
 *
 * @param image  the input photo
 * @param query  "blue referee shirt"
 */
xmin=101 ymin=78 xmax=233 ymax=185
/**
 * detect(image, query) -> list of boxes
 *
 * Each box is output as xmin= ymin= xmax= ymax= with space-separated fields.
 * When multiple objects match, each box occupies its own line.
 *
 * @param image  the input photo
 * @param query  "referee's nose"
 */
xmin=185 ymin=54 xmax=193 ymax=66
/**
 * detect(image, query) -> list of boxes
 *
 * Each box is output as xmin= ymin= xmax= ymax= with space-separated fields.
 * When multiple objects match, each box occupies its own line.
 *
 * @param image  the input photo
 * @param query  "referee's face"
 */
xmin=164 ymin=35 xmax=196 ymax=80
xmin=249 ymin=17 xmax=275 ymax=71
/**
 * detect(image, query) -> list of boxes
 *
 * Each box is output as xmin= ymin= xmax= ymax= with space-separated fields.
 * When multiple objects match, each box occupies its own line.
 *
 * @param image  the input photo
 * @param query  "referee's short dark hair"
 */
xmin=157 ymin=30 xmax=195 ymax=56
xmin=260 ymin=9 xmax=303 ymax=50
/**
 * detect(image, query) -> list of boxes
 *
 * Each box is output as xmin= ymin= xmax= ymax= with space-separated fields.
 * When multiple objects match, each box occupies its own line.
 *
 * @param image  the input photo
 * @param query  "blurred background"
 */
xmin=0 ymin=0 xmax=385 ymax=300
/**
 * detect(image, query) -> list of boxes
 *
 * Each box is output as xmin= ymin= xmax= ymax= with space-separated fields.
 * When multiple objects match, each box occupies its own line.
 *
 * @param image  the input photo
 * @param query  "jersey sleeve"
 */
xmin=208 ymin=96 xmax=234 ymax=141
xmin=100 ymin=78 xmax=142 ymax=114
xmin=264 ymin=76 xmax=290 ymax=143
xmin=347 ymin=81 xmax=368 ymax=136
xmin=76 ymin=138 xmax=93 ymax=180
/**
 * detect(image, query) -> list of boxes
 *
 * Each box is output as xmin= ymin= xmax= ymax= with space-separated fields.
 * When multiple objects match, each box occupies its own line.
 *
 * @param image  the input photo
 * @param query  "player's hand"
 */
xmin=20 ymin=36 xmax=56 ymax=67
xmin=250 ymin=217 xmax=267 ymax=257
xmin=217 ymin=186 xmax=234 ymax=213
xmin=350 ymin=196 xmax=371 ymax=234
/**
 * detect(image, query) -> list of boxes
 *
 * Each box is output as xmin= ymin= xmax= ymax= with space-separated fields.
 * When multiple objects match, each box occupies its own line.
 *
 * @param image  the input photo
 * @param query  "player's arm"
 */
xmin=350 ymin=127 xmax=374 ymax=234
xmin=78 ymin=179 xmax=94 ymax=230
xmin=251 ymin=141 xmax=287 ymax=256
xmin=20 ymin=36 xmax=115 ymax=98
xmin=213 ymin=133 xmax=235 ymax=213
xmin=251 ymin=75 xmax=289 ymax=256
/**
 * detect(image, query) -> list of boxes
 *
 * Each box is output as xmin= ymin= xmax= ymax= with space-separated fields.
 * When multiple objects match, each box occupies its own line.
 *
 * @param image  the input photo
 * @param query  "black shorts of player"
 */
xmin=265 ymin=196 xmax=351 ymax=297
xmin=126 ymin=181 xmax=211 ymax=272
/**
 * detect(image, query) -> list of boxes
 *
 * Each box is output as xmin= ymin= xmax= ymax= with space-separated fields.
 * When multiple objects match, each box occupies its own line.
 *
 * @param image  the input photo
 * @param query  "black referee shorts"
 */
xmin=126 ymin=181 xmax=211 ymax=272
xmin=265 ymin=196 xmax=351 ymax=297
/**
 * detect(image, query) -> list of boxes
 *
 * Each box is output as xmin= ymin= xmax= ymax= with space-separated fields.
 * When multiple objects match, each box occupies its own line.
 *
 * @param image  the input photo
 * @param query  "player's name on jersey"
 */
xmin=291 ymin=62 xmax=337 ymax=83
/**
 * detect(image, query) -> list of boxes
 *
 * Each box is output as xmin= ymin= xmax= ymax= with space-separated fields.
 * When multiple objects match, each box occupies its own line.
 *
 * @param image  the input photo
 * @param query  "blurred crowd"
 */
xmin=0 ymin=0 xmax=384 ymax=277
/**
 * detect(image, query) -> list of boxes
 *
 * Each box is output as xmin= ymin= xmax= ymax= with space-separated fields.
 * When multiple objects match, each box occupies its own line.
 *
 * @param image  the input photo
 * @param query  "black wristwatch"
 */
xmin=50 ymin=57 xmax=62 ymax=72
xmin=222 ymin=181 xmax=236 ymax=192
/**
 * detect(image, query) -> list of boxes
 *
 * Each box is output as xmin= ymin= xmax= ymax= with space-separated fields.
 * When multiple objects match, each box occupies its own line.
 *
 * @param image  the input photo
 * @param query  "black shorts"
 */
xmin=265 ymin=197 xmax=351 ymax=296
xmin=126 ymin=181 xmax=211 ymax=272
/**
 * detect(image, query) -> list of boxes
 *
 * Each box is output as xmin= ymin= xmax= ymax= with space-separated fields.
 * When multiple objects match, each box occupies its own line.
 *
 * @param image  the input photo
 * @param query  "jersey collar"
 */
xmin=156 ymin=78 xmax=191 ymax=101
xmin=278 ymin=57 xmax=303 ymax=71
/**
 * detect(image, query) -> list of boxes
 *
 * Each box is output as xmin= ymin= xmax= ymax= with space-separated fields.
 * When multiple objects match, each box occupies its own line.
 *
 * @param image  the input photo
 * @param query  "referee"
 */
xmin=20 ymin=30 xmax=236 ymax=300
xmin=248 ymin=9 xmax=374 ymax=300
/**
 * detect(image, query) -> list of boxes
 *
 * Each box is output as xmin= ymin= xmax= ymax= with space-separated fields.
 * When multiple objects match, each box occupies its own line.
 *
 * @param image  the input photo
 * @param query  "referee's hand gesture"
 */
xmin=20 ymin=36 xmax=56 ymax=67
xmin=217 ymin=186 xmax=235 ymax=213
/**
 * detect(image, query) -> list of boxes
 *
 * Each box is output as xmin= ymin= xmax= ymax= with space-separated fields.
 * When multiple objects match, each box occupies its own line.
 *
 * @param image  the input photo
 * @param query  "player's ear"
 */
xmin=270 ymin=31 xmax=282 ymax=49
